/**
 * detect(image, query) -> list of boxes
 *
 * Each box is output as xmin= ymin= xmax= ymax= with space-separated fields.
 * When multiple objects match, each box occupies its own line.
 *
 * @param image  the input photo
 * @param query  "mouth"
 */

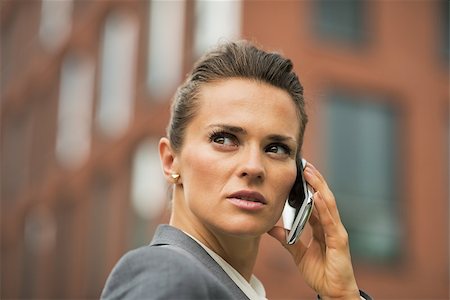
xmin=227 ymin=190 xmax=267 ymax=205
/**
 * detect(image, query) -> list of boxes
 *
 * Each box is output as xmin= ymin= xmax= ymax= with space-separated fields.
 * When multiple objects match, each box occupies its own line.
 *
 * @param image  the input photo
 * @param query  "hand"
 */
xmin=268 ymin=163 xmax=360 ymax=300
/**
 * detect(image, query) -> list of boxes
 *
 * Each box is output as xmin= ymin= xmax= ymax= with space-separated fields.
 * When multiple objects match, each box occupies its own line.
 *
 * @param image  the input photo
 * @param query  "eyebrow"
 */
xmin=266 ymin=134 xmax=297 ymax=145
xmin=206 ymin=124 xmax=247 ymax=134
xmin=207 ymin=124 xmax=297 ymax=144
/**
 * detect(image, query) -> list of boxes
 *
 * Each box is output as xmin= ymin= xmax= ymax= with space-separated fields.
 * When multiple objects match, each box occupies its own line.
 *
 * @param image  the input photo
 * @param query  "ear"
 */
xmin=159 ymin=137 xmax=179 ymax=183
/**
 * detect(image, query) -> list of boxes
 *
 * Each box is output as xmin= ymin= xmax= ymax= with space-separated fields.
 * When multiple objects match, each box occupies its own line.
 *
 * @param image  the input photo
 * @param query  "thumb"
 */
xmin=268 ymin=226 xmax=308 ymax=262
xmin=268 ymin=226 xmax=288 ymax=245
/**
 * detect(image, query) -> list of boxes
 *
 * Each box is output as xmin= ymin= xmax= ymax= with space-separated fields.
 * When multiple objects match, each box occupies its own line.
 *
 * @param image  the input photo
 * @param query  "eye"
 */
xmin=209 ymin=131 xmax=239 ymax=147
xmin=265 ymin=144 xmax=292 ymax=156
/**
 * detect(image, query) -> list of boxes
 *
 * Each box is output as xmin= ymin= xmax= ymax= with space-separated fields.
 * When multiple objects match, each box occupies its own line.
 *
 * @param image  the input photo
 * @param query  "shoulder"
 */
xmin=101 ymin=245 xmax=233 ymax=300
xmin=120 ymin=244 xmax=207 ymax=280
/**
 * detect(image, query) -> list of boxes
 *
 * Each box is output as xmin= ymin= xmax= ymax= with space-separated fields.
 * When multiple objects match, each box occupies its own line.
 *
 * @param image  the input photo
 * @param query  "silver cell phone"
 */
xmin=282 ymin=158 xmax=314 ymax=245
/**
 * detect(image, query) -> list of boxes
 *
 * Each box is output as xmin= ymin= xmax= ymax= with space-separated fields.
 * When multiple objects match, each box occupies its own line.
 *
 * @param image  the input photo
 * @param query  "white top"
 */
xmin=185 ymin=233 xmax=267 ymax=300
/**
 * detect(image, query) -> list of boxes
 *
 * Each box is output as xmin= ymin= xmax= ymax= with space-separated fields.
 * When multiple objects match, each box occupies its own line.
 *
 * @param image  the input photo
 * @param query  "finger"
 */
xmin=267 ymin=226 xmax=287 ymax=245
xmin=308 ymin=206 xmax=324 ymax=240
xmin=314 ymin=192 xmax=349 ymax=250
xmin=308 ymin=207 xmax=326 ymax=252
xmin=305 ymin=164 xmax=334 ymax=201
xmin=313 ymin=191 xmax=336 ymax=232
xmin=306 ymin=165 xmax=350 ymax=250
xmin=304 ymin=166 xmax=341 ymax=223
xmin=268 ymin=226 xmax=308 ymax=261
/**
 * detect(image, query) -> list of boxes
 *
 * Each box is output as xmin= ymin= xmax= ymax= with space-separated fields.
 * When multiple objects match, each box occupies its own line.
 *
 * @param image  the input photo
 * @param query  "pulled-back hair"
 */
xmin=168 ymin=40 xmax=308 ymax=152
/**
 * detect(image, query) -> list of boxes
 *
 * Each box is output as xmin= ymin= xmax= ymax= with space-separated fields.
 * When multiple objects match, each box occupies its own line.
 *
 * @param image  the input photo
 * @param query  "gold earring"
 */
xmin=171 ymin=173 xmax=180 ymax=183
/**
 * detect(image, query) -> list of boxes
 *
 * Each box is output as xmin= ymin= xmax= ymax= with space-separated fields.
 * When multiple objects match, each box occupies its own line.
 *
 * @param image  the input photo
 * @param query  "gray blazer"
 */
xmin=101 ymin=225 xmax=250 ymax=300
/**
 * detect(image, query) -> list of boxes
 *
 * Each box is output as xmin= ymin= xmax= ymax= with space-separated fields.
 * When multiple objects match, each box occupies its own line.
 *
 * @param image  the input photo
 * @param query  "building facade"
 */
xmin=1 ymin=1 xmax=448 ymax=299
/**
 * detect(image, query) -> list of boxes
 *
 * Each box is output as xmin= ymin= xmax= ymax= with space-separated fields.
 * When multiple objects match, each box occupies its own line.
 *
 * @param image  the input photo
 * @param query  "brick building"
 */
xmin=1 ymin=1 xmax=448 ymax=299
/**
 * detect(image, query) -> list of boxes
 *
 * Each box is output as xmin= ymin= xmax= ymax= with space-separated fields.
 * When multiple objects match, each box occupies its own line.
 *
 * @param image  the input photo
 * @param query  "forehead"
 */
xmin=194 ymin=78 xmax=300 ymax=138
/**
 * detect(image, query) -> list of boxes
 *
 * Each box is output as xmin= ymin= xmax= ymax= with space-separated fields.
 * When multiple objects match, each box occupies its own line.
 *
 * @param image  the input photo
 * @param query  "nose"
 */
xmin=238 ymin=145 xmax=265 ymax=182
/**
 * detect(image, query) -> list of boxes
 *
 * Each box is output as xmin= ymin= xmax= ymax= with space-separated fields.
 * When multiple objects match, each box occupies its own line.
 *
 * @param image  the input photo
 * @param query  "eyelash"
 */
xmin=208 ymin=130 xmax=293 ymax=157
xmin=266 ymin=143 xmax=292 ymax=156
xmin=208 ymin=130 xmax=238 ymax=146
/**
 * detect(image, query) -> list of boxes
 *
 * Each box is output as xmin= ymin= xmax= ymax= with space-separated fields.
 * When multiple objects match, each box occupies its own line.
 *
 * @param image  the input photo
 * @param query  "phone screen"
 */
xmin=282 ymin=158 xmax=314 ymax=244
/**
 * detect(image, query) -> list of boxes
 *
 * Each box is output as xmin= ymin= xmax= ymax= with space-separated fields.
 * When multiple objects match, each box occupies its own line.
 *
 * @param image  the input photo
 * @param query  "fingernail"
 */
xmin=304 ymin=168 xmax=312 ymax=176
xmin=308 ymin=162 xmax=317 ymax=170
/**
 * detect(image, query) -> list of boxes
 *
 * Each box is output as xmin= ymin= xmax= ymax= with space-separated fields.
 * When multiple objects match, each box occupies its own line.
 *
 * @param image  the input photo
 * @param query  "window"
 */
xmin=324 ymin=91 xmax=401 ymax=262
xmin=193 ymin=0 xmax=242 ymax=58
xmin=39 ymin=0 xmax=73 ymax=51
xmin=129 ymin=138 xmax=167 ymax=248
xmin=97 ymin=12 xmax=139 ymax=138
xmin=315 ymin=0 xmax=365 ymax=44
xmin=56 ymin=54 xmax=95 ymax=168
xmin=147 ymin=0 xmax=186 ymax=99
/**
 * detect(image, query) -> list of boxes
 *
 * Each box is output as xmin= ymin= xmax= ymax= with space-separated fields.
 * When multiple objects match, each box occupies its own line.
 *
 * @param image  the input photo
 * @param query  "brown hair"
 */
xmin=168 ymin=40 xmax=308 ymax=153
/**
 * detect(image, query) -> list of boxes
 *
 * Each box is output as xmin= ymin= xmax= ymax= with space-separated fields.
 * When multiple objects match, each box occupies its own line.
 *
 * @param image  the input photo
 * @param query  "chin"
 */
xmin=214 ymin=219 xmax=274 ymax=239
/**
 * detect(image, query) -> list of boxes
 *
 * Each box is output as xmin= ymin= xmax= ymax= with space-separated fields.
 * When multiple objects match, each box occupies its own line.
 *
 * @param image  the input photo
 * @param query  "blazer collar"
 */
xmin=150 ymin=224 xmax=249 ymax=299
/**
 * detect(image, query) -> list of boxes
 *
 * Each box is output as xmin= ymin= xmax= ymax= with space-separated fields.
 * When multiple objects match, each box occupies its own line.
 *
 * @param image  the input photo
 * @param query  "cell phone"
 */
xmin=282 ymin=158 xmax=314 ymax=245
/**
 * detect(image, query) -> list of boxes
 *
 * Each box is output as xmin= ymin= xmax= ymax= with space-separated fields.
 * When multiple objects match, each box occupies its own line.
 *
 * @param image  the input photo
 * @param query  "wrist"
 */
xmin=318 ymin=289 xmax=361 ymax=300
xmin=318 ymin=289 xmax=372 ymax=300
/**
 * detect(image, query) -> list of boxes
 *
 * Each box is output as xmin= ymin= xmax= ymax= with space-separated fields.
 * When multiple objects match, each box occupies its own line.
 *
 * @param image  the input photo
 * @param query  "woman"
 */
xmin=101 ymin=41 xmax=371 ymax=300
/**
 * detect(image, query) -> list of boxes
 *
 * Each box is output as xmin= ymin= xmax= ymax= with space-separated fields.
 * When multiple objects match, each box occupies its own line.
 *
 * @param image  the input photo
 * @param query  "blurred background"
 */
xmin=1 ymin=0 xmax=448 ymax=299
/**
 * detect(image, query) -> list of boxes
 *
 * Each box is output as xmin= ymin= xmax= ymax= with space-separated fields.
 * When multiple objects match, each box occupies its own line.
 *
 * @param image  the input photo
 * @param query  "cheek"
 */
xmin=272 ymin=166 xmax=297 ymax=208
xmin=180 ymin=147 xmax=226 ymax=200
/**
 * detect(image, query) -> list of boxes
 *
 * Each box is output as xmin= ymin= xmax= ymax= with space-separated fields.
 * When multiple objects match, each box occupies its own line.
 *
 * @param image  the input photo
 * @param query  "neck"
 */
xmin=170 ymin=197 xmax=260 ymax=281
xmin=172 ymin=218 xmax=261 ymax=281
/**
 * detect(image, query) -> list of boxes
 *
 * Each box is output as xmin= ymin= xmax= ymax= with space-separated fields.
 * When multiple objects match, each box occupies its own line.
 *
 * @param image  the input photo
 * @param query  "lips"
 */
xmin=227 ymin=190 xmax=267 ymax=205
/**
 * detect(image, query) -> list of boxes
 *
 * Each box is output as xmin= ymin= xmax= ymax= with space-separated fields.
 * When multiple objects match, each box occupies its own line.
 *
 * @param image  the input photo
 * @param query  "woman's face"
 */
xmin=174 ymin=78 xmax=300 ymax=239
